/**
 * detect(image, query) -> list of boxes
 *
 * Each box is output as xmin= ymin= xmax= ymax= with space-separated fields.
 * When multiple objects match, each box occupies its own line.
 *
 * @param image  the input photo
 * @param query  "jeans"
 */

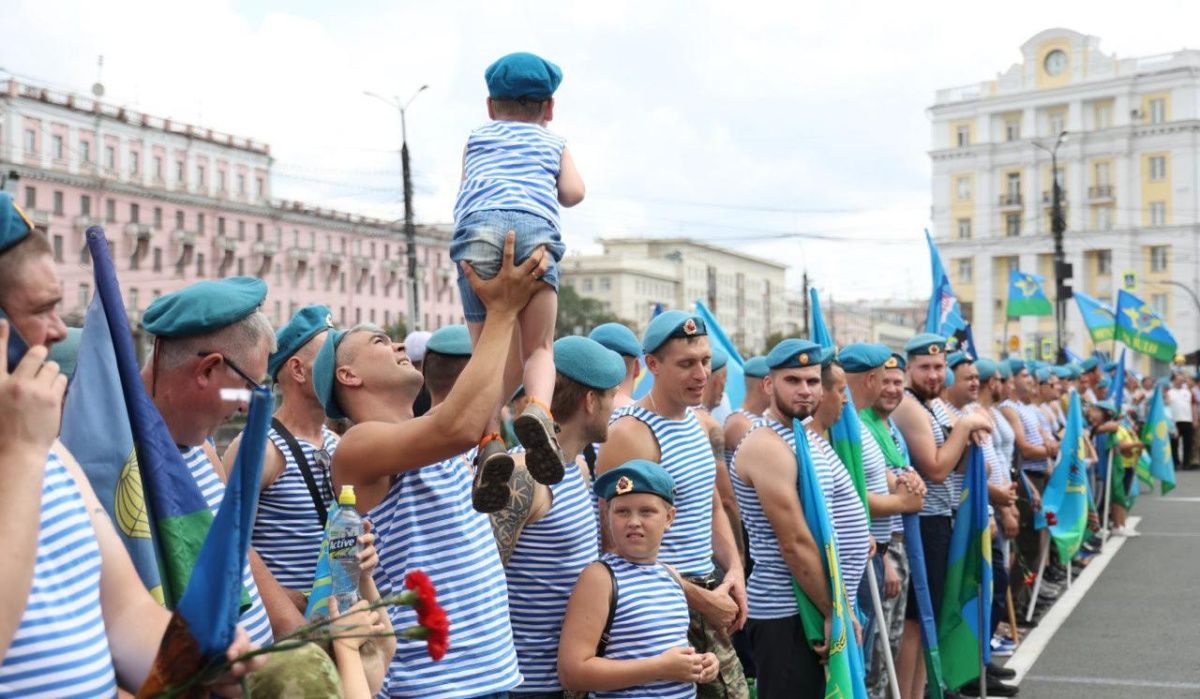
xmin=451 ymin=209 xmax=565 ymax=321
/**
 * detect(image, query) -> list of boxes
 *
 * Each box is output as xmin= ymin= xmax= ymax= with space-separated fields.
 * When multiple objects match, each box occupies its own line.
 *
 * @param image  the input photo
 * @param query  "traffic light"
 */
xmin=1055 ymin=260 xmax=1073 ymax=300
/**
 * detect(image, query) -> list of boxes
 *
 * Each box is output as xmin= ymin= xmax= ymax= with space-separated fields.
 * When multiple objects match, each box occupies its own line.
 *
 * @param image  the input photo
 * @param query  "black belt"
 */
xmin=684 ymin=573 xmax=719 ymax=590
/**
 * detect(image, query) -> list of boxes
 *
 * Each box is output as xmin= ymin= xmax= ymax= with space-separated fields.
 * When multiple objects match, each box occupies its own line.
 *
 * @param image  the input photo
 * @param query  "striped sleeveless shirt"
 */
xmin=593 ymin=553 xmax=693 ymax=699
xmin=803 ymin=423 xmax=872 ymax=596
xmin=0 ymin=453 xmax=117 ymax=698
xmin=888 ymin=419 xmax=912 ymax=534
xmin=453 ymin=121 xmax=566 ymax=230
xmin=368 ymin=452 xmax=521 ymax=698
xmin=1003 ymin=399 xmax=1049 ymax=472
xmin=723 ymin=408 xmax=761 ymax=464
xmin=990 ymin=406 xmax=1016 ymax=478
xmin=908 ymin=393 xmax=954 ymax=517
xmin=252 ymin=426 xmax=339 ymax=590
xmin=942 ymin=401 xmax=1003 ymax=514
xmin=506 ymin=463 xmax=599 ymax=691
xmin=609 ymin=406 xmax=717 ymax=577
xmin=181 ymin=446 xmax=274 ymax=648
xmin=729 ymin=418 xmax=798 ymax=619
xmin=858 ymin=420 xmax=893 ymax=541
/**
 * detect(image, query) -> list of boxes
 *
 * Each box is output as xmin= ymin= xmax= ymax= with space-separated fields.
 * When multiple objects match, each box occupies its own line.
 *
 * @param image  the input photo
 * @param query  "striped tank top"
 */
xmin=609 ymin=406 xmax=717 ymax=577
xmin=0 ymin=453 xmax=117 ymax=698
xmin=909 ymin=394 xmax=954 ymax=517
xmin=182 ymin=446 xmax=274 ymax=648
xmin=990 ymin=407 xmax=1015 ymax=481
xmin=506 ymin=463 xmax=599 ymax=691
xmin=723 ymin=408 xmax=761 ymax=464
xmin=943 ymin=401 xmax=1004 ymax=512
xmin=1003 ymin=400 xmax=1049 ymax=472
xmin=453 ymin=121 xmax=566 ymax=230
xmin=858 ymin=420 xmax=894 ymax=541
xmin=804 ymin=423 xmax=872 ymax=596
xmin=888 ymin=420 xmax=912 ymax=534
xmin=593 ymin=553 xmax=693 ymax=699
xmin=369 ymin=452 xmax=521 ymax=698
xmin=729 ymin=418 xmax=798 ymax=619
xmin=252 ymin=426 xmax=339 ymax=590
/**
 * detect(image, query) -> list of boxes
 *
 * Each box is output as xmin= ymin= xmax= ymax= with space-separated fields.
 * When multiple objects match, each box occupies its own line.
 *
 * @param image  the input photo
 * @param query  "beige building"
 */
xmin=561 ymin=237 xmax=792 ymax=354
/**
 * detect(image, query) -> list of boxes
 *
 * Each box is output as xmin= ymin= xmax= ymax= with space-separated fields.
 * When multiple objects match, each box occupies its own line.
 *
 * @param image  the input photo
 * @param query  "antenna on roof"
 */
xmin=91 ymin=55 xmax=105 ymax=98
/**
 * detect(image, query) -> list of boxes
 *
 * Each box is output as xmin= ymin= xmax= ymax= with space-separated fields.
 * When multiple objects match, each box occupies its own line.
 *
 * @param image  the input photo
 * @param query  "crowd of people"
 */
xmin=0 ymin=50 xmax=1185 ymax=699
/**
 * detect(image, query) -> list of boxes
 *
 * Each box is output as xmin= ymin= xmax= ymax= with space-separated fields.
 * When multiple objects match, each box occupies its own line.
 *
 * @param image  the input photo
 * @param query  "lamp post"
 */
xmin=365 ymin=85 xmax=429 ymax=331
xmin=1034 ymin=130 xmax=1069 ymax=360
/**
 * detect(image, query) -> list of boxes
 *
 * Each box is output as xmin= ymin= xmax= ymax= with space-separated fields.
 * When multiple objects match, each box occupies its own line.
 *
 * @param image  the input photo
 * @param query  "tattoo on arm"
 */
xmin=489 ymin=465 xmax=537 ymax=566
xmin=708 ymin=426 xmax=726 ymax=464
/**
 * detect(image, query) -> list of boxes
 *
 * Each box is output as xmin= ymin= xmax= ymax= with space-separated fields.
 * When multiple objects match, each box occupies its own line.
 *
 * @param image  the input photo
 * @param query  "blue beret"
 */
xmin=997 ymin=361 xmax=1012 ymax=379
xmin=589 ymin=322 xmax=641 ymax=358
xmin=1103 ymin=362 xmax=1118 ymax=373
xmin=1006 ymin=357 xmax=1027 ymax=374
xmin=554 ymin=336 xmax=625 ymax=390
xmin=711 ymin=346 xmax=729 ymax=372
xmin=268 ymin=305 xmax=335 ymax=380
xmin=947 ymin=351 xmax=973 ymax=370
xmin=1080 ymin=356 xmax=1100 ymax=372
xmin=1051 ymin=366 xmax=1072 ymax=380
xmin=426 ymin=324 xmax=473 ymax=357
xmin=142 ymin=277 xmax=267 ymax=338
xmin=839 ymin=343 xmax=892 ymax=373
xmin=886 ymin=353 xmax=906 ymax=371
xmin=1098 ymin=376 xmax=1111 ymax=390
xmin=904 ymin=333 xmax=948 ymax=357
xmin=312 ymin=329 xmax=349 ymax=420
xmin=47 ymin=327 xmax=82 ymax=379
xmin=642 ymin=311 xmax=706 ymax=354
xmin=743 ymin=356 xmax=770 ymax=378
xmin=0 ymin=192 xmax=34 ymax=255
xmin=485 ymin=52 xmax=562 ymax=100
xmin=975 ymin=358 xmax=1000 ymax=381
xmin=766 ymin=338 xmax=827 ymax=370
xmin=1092 ymin=399 xmax=1117 ymax=415
xmin=1035 ymin=367 xmax=1052 ymax=383
xmin=594 ymin=459 xmax=676 ymax=505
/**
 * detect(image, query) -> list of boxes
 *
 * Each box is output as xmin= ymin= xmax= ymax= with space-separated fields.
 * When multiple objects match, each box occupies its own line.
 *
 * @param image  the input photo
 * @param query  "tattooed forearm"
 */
xmin=489 ymin=464 xmax=537 ymax=566
xmin=708 ymin=425 xmax=725 ymax=465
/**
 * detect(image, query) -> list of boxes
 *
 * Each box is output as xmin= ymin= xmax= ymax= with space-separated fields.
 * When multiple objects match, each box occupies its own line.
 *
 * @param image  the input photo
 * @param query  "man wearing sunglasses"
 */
xmin=223 ymin=304 xmax=341 ymax=635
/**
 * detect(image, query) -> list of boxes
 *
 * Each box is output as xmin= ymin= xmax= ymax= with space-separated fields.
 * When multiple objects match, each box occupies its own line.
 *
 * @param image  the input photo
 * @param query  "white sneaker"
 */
xmin=1124 ymin=528 xmax=1141 ymax=538
xmin=1110 ymin=526 xmax=1126 ymax=537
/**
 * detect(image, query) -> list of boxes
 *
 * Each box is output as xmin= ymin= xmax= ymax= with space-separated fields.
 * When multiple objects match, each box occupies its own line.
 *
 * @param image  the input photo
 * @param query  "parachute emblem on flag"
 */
xmin=938 ymin=291 xmax=957 ymax=326
xmin=116 ymin=450 xmax=151 ymax=540
xmin=1015 ymin=275 xmax=1039 ymax=298
xmin=1124 ymin=305 xmax=1163 ymax=333
xmin=1156 ymin=422 xmax=1169 ymax=440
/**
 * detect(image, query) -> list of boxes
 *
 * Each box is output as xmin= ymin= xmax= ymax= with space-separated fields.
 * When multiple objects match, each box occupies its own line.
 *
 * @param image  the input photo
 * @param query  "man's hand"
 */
xmin=895 ymin=479 xmax=925 ymax=512
xmin=207 ymin=627 xmax=268 ymax=697
xmin=997 ymin=481 xmax=1018 ymax=508
xmin=460 ymin=232 xmax=551 ymax=317
xmin=723 ymin=570 xmax=748 ymax=633
xmin=897 ymin=470 xmax=927 ymax=498
xmin=812 ymin=613 xmax=833 ymax=663
xmin=696 ymin=582 xmax=738 ymax=631
xmin=357 ymin=520 xmax=379 ymax=578
xmin=698 ymin=651 xmax=720 ymax=684
xmin=0 ymin=321 xmax=67 ymax=457
xmin=1002 ymin=506 xmax=1019 ymax=539
xmin=883 ymin=555 xmax=901 ymax=599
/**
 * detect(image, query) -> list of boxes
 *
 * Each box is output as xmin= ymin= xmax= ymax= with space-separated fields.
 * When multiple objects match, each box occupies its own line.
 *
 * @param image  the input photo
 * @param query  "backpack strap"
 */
xmin=270 ymin=417 xmax=329 ymax=526
xmin=583 ymin=444 xmax=599 ymax=480
xmin=595 ymin=560 xmax=619 ymax=657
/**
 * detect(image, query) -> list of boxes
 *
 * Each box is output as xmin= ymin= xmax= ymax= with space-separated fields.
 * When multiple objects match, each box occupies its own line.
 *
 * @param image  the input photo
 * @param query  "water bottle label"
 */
xmin=329 ymin=535 xmax=358 ymax=556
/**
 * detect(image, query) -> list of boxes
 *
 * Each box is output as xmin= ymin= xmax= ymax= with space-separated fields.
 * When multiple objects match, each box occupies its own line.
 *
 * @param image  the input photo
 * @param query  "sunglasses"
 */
xmin=198 ymin=351 xmax=265 ymax=392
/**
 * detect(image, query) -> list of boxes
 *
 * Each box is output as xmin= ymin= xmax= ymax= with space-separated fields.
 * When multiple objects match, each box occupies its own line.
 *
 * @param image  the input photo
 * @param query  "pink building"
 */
xmin=0 ymin=79 xmax=463 ymax=336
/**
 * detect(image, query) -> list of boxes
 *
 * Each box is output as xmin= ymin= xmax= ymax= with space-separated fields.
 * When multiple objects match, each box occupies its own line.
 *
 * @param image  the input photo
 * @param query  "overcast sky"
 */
xmin=3 ymin=0 xmax=1197 ymax=299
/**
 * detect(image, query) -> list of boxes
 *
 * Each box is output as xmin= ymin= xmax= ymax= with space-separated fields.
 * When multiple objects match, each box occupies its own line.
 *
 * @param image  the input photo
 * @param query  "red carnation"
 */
xmin=404 ymin=570 xmax=450 ymax=661
xmin=1045 ymin=511 xmax=1058 ymax=526
xmin=423 ymin=606 xmax=450 ymax=661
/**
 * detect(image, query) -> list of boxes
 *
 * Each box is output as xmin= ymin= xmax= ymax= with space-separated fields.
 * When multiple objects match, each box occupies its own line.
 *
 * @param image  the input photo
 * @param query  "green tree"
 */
xmin=384 ymin=318 xmax=409 ymax=342
xmin=763 ymin=329 xmax=803 ymax=355
xmin=556 ymin=284 xmax=627 ymax=338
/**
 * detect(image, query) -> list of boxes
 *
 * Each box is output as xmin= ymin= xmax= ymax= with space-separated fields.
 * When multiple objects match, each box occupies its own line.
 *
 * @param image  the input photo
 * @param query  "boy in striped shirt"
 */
xmin=451 ymin=51 xmax=587 ymax=513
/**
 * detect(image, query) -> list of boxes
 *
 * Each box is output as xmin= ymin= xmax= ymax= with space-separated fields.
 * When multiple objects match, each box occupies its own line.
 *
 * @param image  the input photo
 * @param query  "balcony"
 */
xmin=26 ymin=209 xmax=52 ymax=228
xmin=1087 ymin=185 xmax=1114 ymax=203
xmin=214 ymin=234 xmax=239 ymax=254
xmin=288 ymin=247 xmax=313 ymax=265
xmin=251 ymin=240 xmax=278 ymax=257
xmin=1041 ymin=190 xmax=1068 ymax=207
xmin=124 ymin=223 xmax=151 ymax=240
xmin=997 ymin=193 xmax=1023 ymax=211
xmin=74 ymin=215 xmax=103 ymax=230
xmin=171 ymin=228 xmax=198 ymax=248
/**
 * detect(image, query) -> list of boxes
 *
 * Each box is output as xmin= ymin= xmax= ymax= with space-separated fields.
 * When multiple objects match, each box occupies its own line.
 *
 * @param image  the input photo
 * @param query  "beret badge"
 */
xmin=928 ymin=345 xmax=941 ymax=355
xmin=683 ymin=318 xmax=698 ymax=336
xmin=615 ymin=476 xmax=633 ymax=495
xmin=884 ymin=356 xmax=898 ymax=369
xmin=798 ymin=352 xmax=809 ymax=366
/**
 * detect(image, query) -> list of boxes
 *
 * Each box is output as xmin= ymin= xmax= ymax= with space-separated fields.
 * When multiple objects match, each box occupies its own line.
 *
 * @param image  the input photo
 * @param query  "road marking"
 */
xmin=1005 ymin=516 xmax=1140 ymax=687
xmin=1154 ymin=497 xmax=1200 ymax=503
xmin=1024 ymin=674 xmax=1200 ymax=690
xmin=1136 ymin=531 xmax=1200 ymax=537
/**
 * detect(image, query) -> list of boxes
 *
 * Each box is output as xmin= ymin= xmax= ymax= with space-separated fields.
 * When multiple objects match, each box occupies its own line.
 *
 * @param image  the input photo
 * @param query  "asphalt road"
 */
xmin=1015 ymin=469 xmax=1200 ymax=698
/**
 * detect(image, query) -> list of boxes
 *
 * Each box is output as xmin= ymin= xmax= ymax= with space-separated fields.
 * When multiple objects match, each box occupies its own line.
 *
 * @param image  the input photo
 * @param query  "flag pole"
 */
xmin=1004 ymin=540 xmax=1019 ymax=644
xmin=1101 ymin=447 xmax=1116 ymax=543
xmin=866 ymin=564 xmax=901 ymax=699
xmin=978 ymin=579 xmax=988 ymax=699
xmin=1025 ymin=536 xmax=1050 ymax=623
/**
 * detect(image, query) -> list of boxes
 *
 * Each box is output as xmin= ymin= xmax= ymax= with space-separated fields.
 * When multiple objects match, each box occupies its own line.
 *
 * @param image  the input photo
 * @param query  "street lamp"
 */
xmin=1147 ymin=279 xmax=1200 ymax=355
xmin=364 ymin=85 xmax=429 ymax=331
xmin=1034 ymin=130 xmax=1069 ymax=360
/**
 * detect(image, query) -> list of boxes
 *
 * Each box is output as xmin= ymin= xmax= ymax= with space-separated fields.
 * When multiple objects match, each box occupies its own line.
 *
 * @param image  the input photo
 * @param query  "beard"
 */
xmin=908 ymin=380 xmax=940 ymax=403
xmin=771 ymin=394 xmax=813 ymax=422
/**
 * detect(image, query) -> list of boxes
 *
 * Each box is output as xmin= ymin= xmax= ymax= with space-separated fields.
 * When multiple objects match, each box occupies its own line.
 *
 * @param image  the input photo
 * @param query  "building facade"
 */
xmin=560 ymin=238 xmax=794 ymax=354
xmin=0 ymin=78 xmax=464 ymax=337
xmin=930 ymin=28 xmax=1200 ymax=373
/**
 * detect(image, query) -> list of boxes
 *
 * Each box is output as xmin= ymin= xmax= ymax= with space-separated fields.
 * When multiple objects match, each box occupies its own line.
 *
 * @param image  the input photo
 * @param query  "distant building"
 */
xmin=930 ymin=28 xmax=1200 ymax=372
xmin=561 ymin=238 xmax=793 ymax=354
xmin=0 ymin=78 xmax=463 ymax=334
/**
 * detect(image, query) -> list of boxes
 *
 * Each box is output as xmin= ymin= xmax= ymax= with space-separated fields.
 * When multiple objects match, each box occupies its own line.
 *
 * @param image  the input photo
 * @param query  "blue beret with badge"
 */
xmin=947 ymin=351 xmax=973 ymax=370
xmin=975 ymin=358 xmax=1000 ymax=381
xmin=142 ymin=277 xmax=267 ymax=338
xmin=711 ymin=346 xmax=729 ymax=372
xmin=1080 ymin=356 xmax=1100 ymax=372
xmin=642 ymin=310 xmax=706 ymax=354
xmin=1051 ymin=365 xmax=1072 ymax=380
xmin=311 ymin=328 xmax=349 ymax=420
xmin=268 ymin=305 xmax=335 ymax=380
xmin=766 ymin=338 xmax=827 ymax=370
xmin=1092 ymin=399 xmax=1117 ymax=415
xmin=0 ymin=191 xmax=35 ymax=255
xmin=743 ymin=356 xmax=770 ymax=378
xmin=426 ymin=324 xmax=473 ymax=357
xmin=593 ymin=459 xmax=677 ymax=505
xmin=554 ymin=336 xmax=625 ymax=390
xmin=1006 ymin=357 xmax=1027 ymax=375
xmin=485 ymin=52 xmax=563 ymax=100
xmin=885 ymin=352 xmax=906 ymax=371
xmin=904 ymin=333 xmax=947 ymax=357
xmin=589 ymin=322 xmax=641 ymax=358
xmin=839 ymin=343 xmax=892 ymax=373
xmin=1035 ymin=367 xmax=1052 ymax=383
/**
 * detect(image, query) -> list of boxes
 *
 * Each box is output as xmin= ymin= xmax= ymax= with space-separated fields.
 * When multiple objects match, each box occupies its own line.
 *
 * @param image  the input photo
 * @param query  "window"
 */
xmin=1049 ymin=111 xmax=1065 ymax=136
xmin=237 ymin=220 xmax=245 ymax=241
xmin=955 ymin=176 xmax=971 ymax=200
xmin=237 ymin=174 xmax=245 ymax=195
xmin=1096 ymin=250 xmax=1112 ymax=274
xmin=130 ymin=153 xmax=139 ymax=176
xmin=599 ymin=277 xmax=612 ymax=291
xmin=197 ymin=165 xmax=205 ymax=188
xmin=153 ymin=247 xmax=162 ymax=272
xmin=52 ymin=191 xmax=63 ymax=216
xmin=1150 ymin=202 xmax=1167 ymax=227
xmin=255 ymin=223 xmax=264 ymax=241
xmin=1094 ymin=162 xmax=1110 ymax=186
xmin=1006 ymin=172 xmax=1020 ymax=196
xmin=176 ymin=160 xmax=185 ymax=182
xmin=1005 ymin=119 xmax=1020 ymax=141
xmin=1094 ymin=102 xmax=1112 ymax=129
xmin=1150 ymin=245 xmax=1169 ymax=272
xmin=130 ymin=203 xmax=140 ymax=224
xmin=153 ymin=207 xmax=163 ymax=230
xmin=175 ymin=210 xmax=185 ymax=230
xmin=52 ymin=235 xmax=63 ymax=262
xmin=196 ymin=253 xmax=206 ymax=277
xmin=958 ymin=258 xmax=973 ymax=284
xmin=23 ymin=129 xmax=36 ymax=154
xmin=1095 ymin=206 xmax=1113 ymax=231
xmin=1149 ymin=98 xmax=1166 ymax=124
xmin=80 ymin=195 xmax=91 ymax=217
xmin=255 ymin=177 xmax=264 ymax=197
xmin=218 ymin=217 xmax=226 ymax=235
xmin=197 ymin=213 xmax=205 ymax=234
xmin=154 ymin=156 xmax=163 ymax=180
xmin=955 ymin=125 xmax=970 ymax=147
xmin=128 ymin=288 xmax=139 ymax=313
xmin=78 ymin=283 xmax=90 ymax=310
xmin=1151 ymin=293 xmax=1168 ymax=316
xmin=1149 ymin=156 xmax=1166 ymax=181
xmin=1006 ymin=213 xmax=1021 ymax=237
xmin=105 ymin=199 xmax=116 ymax=222
xmin=23 ymin=186 xmax=35 ymax=209
xmin=105 ymin=145 xmax=115 ymax=170
xmin=80 ymin=140 xmax=91 ymax=163
xmin=956 ymin=218 xmax=972 ymax=239
xmin=582 ymin=278 xmax=593 ymax=292
xmin=217 ymin=171 xmax=226 ymax=192
xmin=51 ymin=135 xmax=63 ymax=160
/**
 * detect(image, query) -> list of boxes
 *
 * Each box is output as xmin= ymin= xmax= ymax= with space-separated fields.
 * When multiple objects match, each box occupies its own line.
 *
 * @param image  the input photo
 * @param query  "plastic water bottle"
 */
xmin=328 ymin=486 xmax=363 ymax=612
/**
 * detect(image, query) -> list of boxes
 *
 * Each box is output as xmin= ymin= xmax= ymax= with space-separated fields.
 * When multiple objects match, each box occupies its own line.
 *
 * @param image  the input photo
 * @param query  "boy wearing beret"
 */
xmin=452 ymin=51 xmax=587 ymax=512
xmin=559 ymin=460 xmax=719 ymax=697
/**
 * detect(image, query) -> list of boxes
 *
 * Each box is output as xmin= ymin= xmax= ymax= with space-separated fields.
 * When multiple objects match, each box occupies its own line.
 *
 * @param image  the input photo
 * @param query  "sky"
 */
xmin=3 ymin=0 xmax=1198 ymax=300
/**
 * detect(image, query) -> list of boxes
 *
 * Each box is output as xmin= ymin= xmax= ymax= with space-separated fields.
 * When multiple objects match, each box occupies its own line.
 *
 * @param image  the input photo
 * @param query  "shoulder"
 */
xmin=601 ymin=414 xmax=659 ymax=461
xmin=740 ymin=425 xmax=794 ymax=474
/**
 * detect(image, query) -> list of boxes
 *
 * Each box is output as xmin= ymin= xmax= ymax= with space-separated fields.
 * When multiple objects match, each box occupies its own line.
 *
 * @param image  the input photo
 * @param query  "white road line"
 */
xmin=1005 ymin=516 xmax=1141 ymax=687
xmin=1023 ymin=674 xmax=1200 ymax=690
xmin=1154 ymin=496 xmax=1200 ymax=503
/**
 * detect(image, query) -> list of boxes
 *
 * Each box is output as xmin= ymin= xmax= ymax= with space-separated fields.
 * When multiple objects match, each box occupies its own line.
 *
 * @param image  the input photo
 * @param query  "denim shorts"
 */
xmin=451 ymin=209 xmax=566 ymax=322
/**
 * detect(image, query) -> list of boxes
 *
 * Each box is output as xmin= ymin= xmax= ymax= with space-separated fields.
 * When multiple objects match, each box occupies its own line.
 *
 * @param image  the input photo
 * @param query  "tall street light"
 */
xmin=365 ymin=85 xmax=429 ymax=331
xmin=1034 ymin=130 xmax=1069 ymax=360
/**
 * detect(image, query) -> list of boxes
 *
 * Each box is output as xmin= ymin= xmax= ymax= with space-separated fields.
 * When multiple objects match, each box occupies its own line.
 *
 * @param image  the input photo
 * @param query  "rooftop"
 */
xmin=598 ymin=236 xmax=789 ymax=270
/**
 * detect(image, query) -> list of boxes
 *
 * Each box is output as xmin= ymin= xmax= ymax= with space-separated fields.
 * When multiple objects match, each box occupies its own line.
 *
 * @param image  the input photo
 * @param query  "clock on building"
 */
xmin=1044 ymin=49 xmax=1068 ymax=76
